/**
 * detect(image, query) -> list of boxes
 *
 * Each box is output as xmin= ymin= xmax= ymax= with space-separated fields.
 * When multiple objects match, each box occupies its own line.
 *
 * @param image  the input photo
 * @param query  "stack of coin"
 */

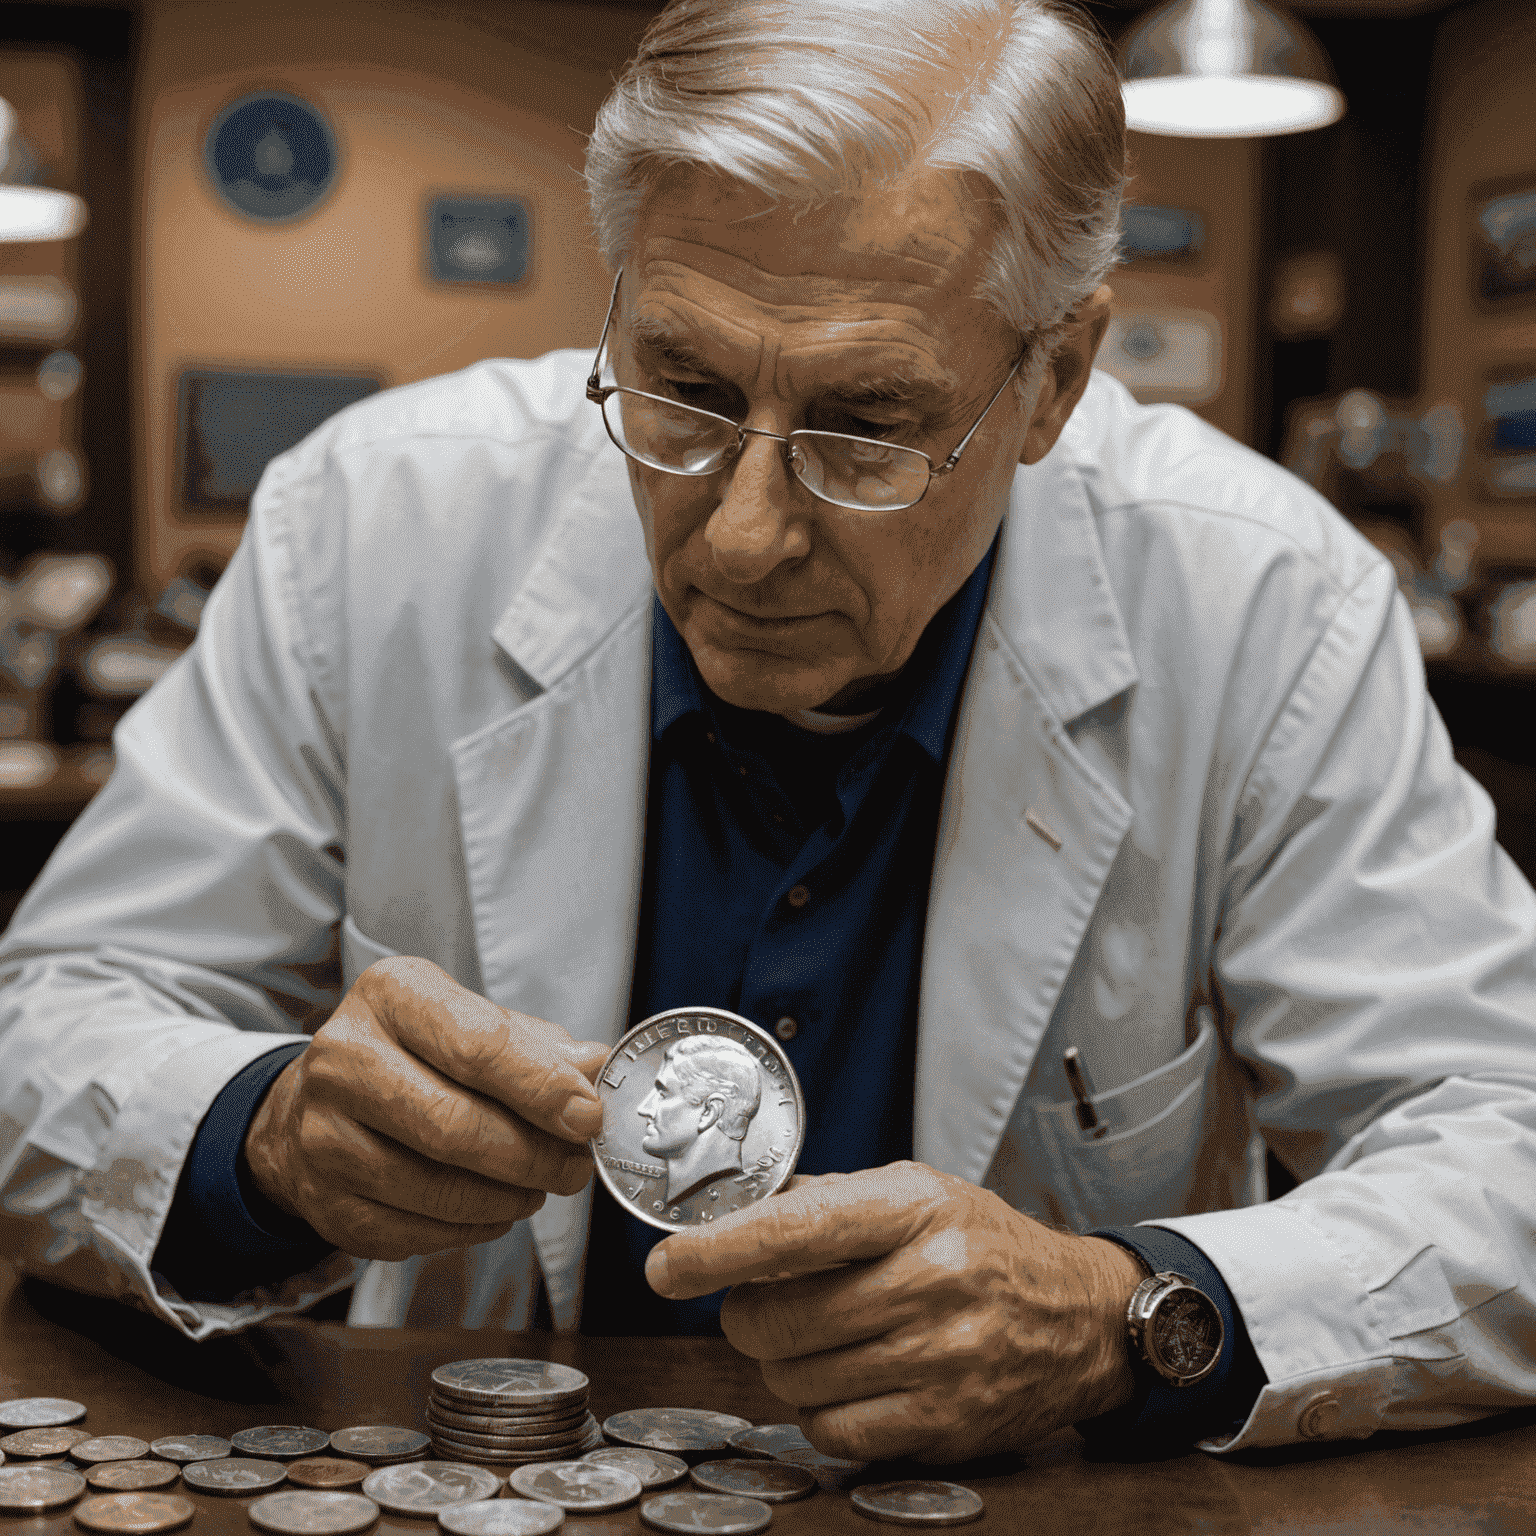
xmin=426 ymin=1360 xmax=601 ymax=1468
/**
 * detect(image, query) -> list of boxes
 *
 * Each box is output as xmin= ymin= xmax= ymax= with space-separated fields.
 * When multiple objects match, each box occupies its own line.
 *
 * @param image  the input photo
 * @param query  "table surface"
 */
xmin=2 ymin=1263 xmax=1534 ymax=1535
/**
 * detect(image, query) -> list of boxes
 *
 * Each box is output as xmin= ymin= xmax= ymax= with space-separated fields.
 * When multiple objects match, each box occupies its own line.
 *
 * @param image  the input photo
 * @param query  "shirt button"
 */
xmin=775 ymin=1016 xmax=799 ymax=1041
xmin=786 ymin=884 xmax=811 ymax=909
xmin=1297 ymin=1393 xmax=1341 ymax=1440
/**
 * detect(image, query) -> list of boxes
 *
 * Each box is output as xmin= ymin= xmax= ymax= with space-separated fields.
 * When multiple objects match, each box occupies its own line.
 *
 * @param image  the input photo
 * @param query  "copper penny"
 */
xmin=1 ymin=1426 xmax=92 ymax=1458
xmin=287 ymin=1459 xmax=372 ymax=1490
xmin=73 ymin=1492 xmax=195 ymax=1532
xmin=86 ymin=1463 xmax=181 ymax=1493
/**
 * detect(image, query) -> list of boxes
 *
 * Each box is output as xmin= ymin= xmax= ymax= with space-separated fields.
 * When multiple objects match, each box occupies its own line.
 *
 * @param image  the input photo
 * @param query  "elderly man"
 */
xmin=3 ymin=0 xmax=1535 ymax=1467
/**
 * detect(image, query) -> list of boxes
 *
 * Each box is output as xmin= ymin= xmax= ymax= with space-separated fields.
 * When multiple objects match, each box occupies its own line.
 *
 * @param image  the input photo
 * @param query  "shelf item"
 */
xmin=1119 ymin=204 xmax=1204 ymax=263
xmin=1472 ymin=176 xmax=1536 ymax=306
xmin=0 ymin=275 xmax=77 ymax=344
xmin=1097 ymin=307 xmax=1222 ymax=405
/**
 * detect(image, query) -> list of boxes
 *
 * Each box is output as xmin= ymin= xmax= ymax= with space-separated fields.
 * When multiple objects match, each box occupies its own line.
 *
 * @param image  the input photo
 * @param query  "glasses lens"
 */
xmin=790 ymin=431 xmax=931 ymax=512
xmin=602 ymin=390 xmax=737 ymax=475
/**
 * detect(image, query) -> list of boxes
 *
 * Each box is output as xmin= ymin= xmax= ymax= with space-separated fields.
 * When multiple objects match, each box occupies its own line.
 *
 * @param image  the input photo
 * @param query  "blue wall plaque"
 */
xmin=205 ymin=91 xmax=339 ymax=224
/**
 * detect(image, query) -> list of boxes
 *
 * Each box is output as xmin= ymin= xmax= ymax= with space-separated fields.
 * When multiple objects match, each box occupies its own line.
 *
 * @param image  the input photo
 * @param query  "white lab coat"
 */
xmin=2 ymin=354 xmax=1534 ymax=1453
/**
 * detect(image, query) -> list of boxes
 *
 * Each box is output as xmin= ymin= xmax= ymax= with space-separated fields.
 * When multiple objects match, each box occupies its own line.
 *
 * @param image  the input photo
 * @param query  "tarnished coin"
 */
xmin=603 ymin=1410 xmax=753 ymax=1456
xmin=287 ymin=1459 xmax=371 ymax=1490
xmin=233 ymin=1427 xmax=332 ymax=1461
xmin=328 ymin=1427 xmax=431 ymax=1464
xmin=182 ymin=1457 xmax=288 ymax=1495
xmin=361 ymin=1462 xmax=500 ymax=1515
xmin=248 ymin=1490 xmax=381 ymax=1535
xmin=0 ymin=1397 xmax=87 ymax=1429
xmin=429 ymin=1361 xmax=589 ymax=1411
xmin=72 ymin=1438 xmax=152 ymax=1466
xmin=149 ymin=1435 xmax=231 ymax=1464
xmin=849 ymin=1481 xmax=985 ymax=1527
xmin=86 ymin=1463 xmax=181 ymax=1492
xmin=73 ymin=1491 xmax=195 ymax=1532
xmin=591 ymin=1007 xmax=805 ymax=1233
xmin=725 ymin=1424 xmax=865 ymax=1484
xmin=1 ymin=1425 xmax=92 ymax=1457
xmin=690 ymin=1461 xmax=815 ymax=1504
xmin=437 ymin=1503 xmax=563 ymax=1536
xmin=582 ymin=1447 xmax=688 ymax=1489
xmin=507 ymin=1462 xmax=640 ymax=1513
xmin=638 ymin=1491 xmax=772 ymax=1535
xmin=0 ymin=1464 xmax=88 ymax=1511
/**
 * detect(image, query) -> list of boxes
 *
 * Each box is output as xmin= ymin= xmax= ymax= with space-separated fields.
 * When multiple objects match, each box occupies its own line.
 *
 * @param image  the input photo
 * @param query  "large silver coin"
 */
xmin=603 ymin=1410 xmax=752 ymax=1456
xmin=848 ymin=1481 xmax=985 ymax=1527
xmin=725 ymin=1424 xmax=864 ymax=1478
xmin=149 ymin=1435 xmax=231 ymax=1465
xmin=690 ymin=1461 xmax=815 ymax=1504
xmin=182 ymin=1457 xmax=288 ymax=1495
xmin=0 ymin=1464 xmax=86 ymax=1511
xmin=437 ymin=1502 xmax=563 ymax=1536
xmin=591 ymin=1008 xmax=805 ymax=1232
xmin=581 ymin=1447 xmax=688 ymax=1489
xmin=248 ymin=1490 xmax=381 ymax=1534
xmin=507 ymin=1462 xmax=641 ymax=1513
xmin=638 ymin=1491 xmax=772 ymax=1534
xmin=71 ymin=1437 xmax=152 ymax=1466
xmin=232 ymin=1428 xmax=332 ymax=1461
xmin=430 ymin=1361 xmax=588 ymax=1411
xmin=329 ymin=1427 xmax=431 ymax=1464
xmin=1 ymin=1425 xmax=90 ymax=1458
xmin=0 ymin=1398 xmax=87 ymax=1429
xmin=72 ymin=1491 xmax=195 ymax=1532
xmin=360 ymin=1462 xmax=500 ymax=1515
xmin=85 ymin=1462 xmax=180 ymax=1493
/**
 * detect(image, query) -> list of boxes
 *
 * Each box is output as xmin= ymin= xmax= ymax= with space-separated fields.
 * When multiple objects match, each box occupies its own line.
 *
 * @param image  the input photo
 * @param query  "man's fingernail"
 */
xmin=560 ymin=1094 xmax=603 ymax=1138
xmin=645 ymin=1247 xmax=673 ymax=1296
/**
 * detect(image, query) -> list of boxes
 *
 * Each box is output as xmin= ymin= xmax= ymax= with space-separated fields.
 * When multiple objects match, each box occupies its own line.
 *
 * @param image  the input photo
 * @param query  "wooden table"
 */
xmin=3 ymin=1262 xmax=1534 ymax=1534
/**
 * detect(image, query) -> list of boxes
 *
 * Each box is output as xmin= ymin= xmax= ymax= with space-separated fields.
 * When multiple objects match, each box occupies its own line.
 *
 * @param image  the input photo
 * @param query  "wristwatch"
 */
xmin=1126 ymin=1270 xmax=1224 ymax=1387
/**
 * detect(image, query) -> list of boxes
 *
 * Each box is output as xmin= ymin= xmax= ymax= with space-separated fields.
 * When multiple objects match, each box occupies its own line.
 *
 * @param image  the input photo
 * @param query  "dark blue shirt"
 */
xmin=154 ymin=538 xmax=1263 ymax=1446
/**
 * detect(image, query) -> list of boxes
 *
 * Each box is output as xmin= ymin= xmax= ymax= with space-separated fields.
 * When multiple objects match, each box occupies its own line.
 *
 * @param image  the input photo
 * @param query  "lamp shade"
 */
xmin=1 ymin=95 xmax=89 ymax=241
xmin=1121 ymin=0 xmax=1345 ymax=138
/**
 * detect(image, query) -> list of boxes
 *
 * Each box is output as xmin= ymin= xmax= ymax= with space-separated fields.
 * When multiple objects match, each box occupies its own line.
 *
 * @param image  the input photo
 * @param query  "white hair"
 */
xmin=585 ymin=0 xmax=1126 ymax=383
xmin=667 ymin=1036 xmax=762 ymax=1142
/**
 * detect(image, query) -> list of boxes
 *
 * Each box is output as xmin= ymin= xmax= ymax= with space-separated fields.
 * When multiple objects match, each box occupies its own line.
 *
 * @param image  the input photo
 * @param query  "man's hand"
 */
xmin=645 ymin=1163 xmax=1145 ymax=1464
xmin=245 ymin=957 xmax=610 ymax=1260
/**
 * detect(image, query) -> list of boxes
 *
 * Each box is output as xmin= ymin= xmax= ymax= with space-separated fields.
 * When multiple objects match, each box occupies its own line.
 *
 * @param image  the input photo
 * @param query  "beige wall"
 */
xmin=133 ymin=0 xmax=655 ymax=589
xmin=1419 ymin=0 xmax=1536 ymax=564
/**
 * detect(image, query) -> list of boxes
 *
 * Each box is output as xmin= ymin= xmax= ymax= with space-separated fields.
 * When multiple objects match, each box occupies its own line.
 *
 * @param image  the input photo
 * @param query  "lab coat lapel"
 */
xmin=916 ymin=444 xmax=1138 ymax=1184
xmin=449 ymin=451 xmax=652 ymax=1324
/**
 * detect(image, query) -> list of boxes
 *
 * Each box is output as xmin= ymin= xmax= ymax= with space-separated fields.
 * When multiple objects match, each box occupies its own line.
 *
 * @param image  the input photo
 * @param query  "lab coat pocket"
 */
xmin=341 ymin=913 xmax=400 ymax=992
xmin=1032 ymin=1010 xmax=1225 ymax=1232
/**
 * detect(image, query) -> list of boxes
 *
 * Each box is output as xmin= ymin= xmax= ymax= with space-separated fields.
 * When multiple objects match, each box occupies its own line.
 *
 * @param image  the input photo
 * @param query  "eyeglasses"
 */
xmin=585 ymin=273 xmax=1024 ymax=514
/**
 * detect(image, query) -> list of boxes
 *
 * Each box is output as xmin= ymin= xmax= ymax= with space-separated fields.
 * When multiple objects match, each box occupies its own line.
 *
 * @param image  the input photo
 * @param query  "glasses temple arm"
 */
xmin=934 ymin=350 xmax=1026 ymax=474
xmin=586 ymin=271 xmax=624 ymax=400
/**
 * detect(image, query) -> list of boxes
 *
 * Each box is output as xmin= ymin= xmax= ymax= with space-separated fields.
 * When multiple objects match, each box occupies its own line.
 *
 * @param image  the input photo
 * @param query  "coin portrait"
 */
xmin=592 ymin=1009 xmax=804 ymax=1231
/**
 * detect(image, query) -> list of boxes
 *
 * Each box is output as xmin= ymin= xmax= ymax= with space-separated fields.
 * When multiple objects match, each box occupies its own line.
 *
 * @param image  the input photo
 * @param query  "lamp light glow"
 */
xmin=1 ymin=95 xmax=90 ymax=241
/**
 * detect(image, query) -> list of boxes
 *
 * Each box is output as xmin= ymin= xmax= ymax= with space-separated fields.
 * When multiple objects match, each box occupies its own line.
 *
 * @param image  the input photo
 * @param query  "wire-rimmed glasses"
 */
xmin=584 ymin=274 xmax=1024 ymax=514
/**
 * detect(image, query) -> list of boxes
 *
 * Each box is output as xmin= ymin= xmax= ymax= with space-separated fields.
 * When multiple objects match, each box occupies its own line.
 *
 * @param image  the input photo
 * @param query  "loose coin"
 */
xmin=507 ymin=1463 xmax=641 ymax=1513
xmin=328 ymin=1427 xmax=431 ymax=1464
xmin=233 ymin=1428 xmax=332 ymax=1462
xmin=86 ymin=1463 xmax=181 ymax=1493
xmin=690 ymin=1462 xmax=814 ymax=1504
xmin=591 ymin=1008 xmax=805 ymax=1233
xmin=72 ymin=1438 xmax=152 ymax=1466
xmin=603 ymin=1410 xmax=752 ymax=1456
xmin=361 ymin=1463 xmax=500 ymax=1515
xmin=848 ymin=1481 xmax=985 ymax=1527
xmin=149 ymin=1436 xmax=231 ymax=1465
xmin=287 ymin=1459 xmax=371 ymax=1490
xmin=437 ymin=1502 xmax=563 ymax=1536
xmin=73 ymin=1492 xmax=194 ymax=1533
xmin=581 ymin=1448 xmax=688 ymax=1489
xmin=182 ymin=1457 xmax=288 ymax=1495
xmin=639 ymin=1491 xmax=772 ymax=1535
xmin=0 ymin=1398 xmax=87 ymax=1429
xmin=248 ymin=1490 xmax=381 ymax=1535
xmin=1 ymin=1426 xmax=92 ymax=1458
xmin=0 ymin=1464 xmax=88 ymax=1512
xmin=725 ymin=1424 xmax=865 ymax=1483
xmin=429 ymin=1361 xmax=589 ymax=1411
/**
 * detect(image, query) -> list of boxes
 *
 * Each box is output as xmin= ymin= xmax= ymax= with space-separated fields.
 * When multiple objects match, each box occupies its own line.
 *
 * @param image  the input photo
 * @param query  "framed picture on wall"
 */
xmin=426 ymin=195 xmax=531 ymax=287
xmin=1117 ymin=204 xmax=1204 ymax=265
xmin=1471 ymin=175 xmax=1536 ymax=305
xmin=1477 ymin=365 xmax=1536 ymax=501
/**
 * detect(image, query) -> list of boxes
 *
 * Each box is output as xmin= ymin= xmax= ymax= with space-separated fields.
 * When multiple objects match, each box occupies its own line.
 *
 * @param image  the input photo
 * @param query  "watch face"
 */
xmin=1150 ymin=1289 xmax=1223 ymax=1381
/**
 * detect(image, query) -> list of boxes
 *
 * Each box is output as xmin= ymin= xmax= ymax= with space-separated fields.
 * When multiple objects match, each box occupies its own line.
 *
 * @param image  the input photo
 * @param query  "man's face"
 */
xmin=614 ymin=166 xmax=1038 ymax=715
xmin=637 ymin=1059 xmax=701 ymax=1157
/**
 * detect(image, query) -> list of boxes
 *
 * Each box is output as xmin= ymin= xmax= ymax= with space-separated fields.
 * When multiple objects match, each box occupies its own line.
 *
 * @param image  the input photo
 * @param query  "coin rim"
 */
xmin=688 ymin=1459 xmax=817 ymax=1503
xmin=848 ymin=1480 xmax=986 ymax=1527
xmin=638 ymin=1489 xmax=774 ymax=1535
xmin=589 ymin=1007 xmax=806 ymax=1233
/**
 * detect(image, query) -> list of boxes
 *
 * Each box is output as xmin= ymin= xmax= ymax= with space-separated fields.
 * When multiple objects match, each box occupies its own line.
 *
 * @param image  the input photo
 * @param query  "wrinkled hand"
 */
xmin=645 ymin=1163 xmax=1144 ymax=1463
xmin=245 ymin=956 xmax=609 ymax=1260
